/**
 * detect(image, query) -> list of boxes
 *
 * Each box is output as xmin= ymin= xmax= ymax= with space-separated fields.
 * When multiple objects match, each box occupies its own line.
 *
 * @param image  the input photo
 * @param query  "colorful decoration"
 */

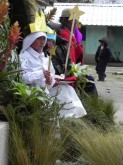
xmin=29 ymin=12 xmax=47 ymax=33
xmin=69 ymin=5 xmax=85 ymax=22
xmin=46 ymin=26 xmax=56 ymax=34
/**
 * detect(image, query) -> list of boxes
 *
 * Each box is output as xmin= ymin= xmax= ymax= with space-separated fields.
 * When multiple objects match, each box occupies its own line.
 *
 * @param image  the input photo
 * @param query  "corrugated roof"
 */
xmin=45 ymin=3 xmax=123 ymax=26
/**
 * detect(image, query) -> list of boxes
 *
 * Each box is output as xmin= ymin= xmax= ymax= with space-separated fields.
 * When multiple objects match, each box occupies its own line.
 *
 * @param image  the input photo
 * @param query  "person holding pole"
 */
xmin=59 ymin=7 xmax=84 ymax=67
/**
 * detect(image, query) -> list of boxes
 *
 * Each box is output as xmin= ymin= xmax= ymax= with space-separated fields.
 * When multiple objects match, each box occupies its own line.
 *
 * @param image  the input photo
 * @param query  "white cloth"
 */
xmin=21 ymin=32 xmax=47 ymax=53
xmin=19 ymin=31 xmax=87 ymax=118
xmin=49 ymin=84 xmax=87 ymax=118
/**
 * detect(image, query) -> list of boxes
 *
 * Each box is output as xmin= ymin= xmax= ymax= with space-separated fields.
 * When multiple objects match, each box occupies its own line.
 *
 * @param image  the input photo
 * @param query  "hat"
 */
xmin=46 ymin=26 xmax=56 ymax=42
xmin=61 ymin=8 xmax=70 ymax=18
xmin=99 ymin=37 xmax=108 ymax=44
xmin=24 ymin=11 xmax=47 ymax=36
xmin=29 ymin=12 xmax=47 ymax=33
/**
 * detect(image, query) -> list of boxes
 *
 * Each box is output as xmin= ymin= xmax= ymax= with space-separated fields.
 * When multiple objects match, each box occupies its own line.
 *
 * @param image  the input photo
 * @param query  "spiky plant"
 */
xmin=83 ymin=95 xmax=116 ymax=130
xmin=75 ymin=88 xmax=116 ymax=131
xmin=65 ymin=119 xmax=123 ymax=165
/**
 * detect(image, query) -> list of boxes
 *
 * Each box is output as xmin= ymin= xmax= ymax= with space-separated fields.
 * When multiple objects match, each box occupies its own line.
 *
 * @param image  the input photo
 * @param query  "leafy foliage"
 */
xmin=12 ymin=81 xmax=50 ymax=103
xmin=0 ymin=79 xmax=68 ymax=165
xmin=0 ymin=0 xmax=21 ymax=71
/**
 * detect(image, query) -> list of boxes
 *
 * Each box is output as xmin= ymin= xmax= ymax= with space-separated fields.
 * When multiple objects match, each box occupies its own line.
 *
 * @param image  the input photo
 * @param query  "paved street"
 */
xmin=88 ymin=65 xmax=123 ymax=124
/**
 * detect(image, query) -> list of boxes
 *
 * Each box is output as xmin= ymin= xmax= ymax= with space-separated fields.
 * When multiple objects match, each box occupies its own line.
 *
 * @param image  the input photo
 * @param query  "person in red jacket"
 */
xmin=59 ymin=8 xmax=84 ymax=65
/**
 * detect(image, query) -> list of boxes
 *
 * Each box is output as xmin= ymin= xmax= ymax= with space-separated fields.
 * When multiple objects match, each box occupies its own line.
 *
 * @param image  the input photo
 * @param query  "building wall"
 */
xmin=108 ymin=27 xmax=123 ymax=62
xmin=85 ymin=26 xmax=107 ymax=64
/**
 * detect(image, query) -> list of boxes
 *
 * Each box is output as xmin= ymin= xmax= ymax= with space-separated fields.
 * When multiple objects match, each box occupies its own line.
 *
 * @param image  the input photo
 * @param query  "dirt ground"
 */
xmin=88 ymin=65 xmax=123 ymax=124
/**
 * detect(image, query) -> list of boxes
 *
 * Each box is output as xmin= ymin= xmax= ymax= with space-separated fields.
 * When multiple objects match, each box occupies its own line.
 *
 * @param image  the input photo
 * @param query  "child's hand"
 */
xmin=43 ymin=70 xmax=52 ymax=85
xmin=53 ymin=78 xmax=60 ymax=87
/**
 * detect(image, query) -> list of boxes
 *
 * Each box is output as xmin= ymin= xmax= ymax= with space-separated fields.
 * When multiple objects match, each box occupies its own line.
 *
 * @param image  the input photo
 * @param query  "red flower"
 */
xmin=0 ymin=0 xmax=9 ymax=24
xmin=7 ymin=21 xmax=22 ymax=46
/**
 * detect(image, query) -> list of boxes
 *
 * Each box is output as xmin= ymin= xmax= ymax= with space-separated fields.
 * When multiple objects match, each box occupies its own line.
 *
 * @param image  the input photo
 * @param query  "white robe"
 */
xmin=49 ymin=84 xmax=87 ymax=118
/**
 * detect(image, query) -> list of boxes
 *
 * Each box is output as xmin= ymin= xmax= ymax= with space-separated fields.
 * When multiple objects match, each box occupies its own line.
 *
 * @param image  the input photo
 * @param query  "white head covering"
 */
xmin=21 ymin=32 xmax=47 ymax=53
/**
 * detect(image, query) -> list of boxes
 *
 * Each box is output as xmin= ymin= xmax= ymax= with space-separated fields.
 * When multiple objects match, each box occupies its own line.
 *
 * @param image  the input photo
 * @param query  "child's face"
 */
xmin=100 ymin=41 xmax=105 ymax=46
xmin=31 ymin=36 xmax=46 ymax=52
xmin=47 ymin=39 xmax=55 ymax=50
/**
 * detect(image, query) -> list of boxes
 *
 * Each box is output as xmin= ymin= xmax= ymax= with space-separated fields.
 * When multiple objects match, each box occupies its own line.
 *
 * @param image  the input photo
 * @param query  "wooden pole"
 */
xmin=64 ymin=12 xmax=76 ymax=76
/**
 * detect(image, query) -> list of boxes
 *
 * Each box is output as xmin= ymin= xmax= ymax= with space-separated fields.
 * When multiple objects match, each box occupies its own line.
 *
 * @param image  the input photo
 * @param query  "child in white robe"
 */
xmin=19 ymin=31 xmax=87 ymax=118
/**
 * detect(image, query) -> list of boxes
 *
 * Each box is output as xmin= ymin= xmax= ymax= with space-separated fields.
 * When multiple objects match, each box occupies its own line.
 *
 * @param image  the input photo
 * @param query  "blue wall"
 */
xmin=108 ymin=27 xmax=123 ymax=62
xmin=86 ymin=26 xmax=107 ymax=55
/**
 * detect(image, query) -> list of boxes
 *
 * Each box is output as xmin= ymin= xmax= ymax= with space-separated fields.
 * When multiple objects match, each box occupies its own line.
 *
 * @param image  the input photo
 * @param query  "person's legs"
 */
xmin=97 ymin=61 xmax=106 ymax=81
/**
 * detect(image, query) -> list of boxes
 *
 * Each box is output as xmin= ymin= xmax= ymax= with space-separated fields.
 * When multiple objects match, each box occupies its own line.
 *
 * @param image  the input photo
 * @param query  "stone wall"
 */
xmin=0 ymin=122 xmax=9 ymax=165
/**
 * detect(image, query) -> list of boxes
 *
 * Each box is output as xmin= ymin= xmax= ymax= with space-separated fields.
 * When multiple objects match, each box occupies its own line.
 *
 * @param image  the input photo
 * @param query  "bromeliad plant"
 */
xmin=0 ymin=0 xmax=22 ymax=72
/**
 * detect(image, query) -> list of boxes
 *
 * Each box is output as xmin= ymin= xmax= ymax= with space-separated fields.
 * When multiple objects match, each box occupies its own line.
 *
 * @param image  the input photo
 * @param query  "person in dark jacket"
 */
xmin=95 ymin=37 xmax=112 ymax=81
xmin=52 ymin=35 xmax=72 ymax=76
xmin=44 ymin=26 xmax=71 ymax=76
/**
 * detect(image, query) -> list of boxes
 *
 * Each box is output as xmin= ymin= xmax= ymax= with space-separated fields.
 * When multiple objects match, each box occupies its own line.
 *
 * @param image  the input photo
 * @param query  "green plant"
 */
xmin=66 ymin=119 xmax=123 ymax=165
xmin=0 ymin=69 xmax=22 ymax=82
xmin=0 ymin=77 xmax=67 ymax=164
xmin=0 ymin=0 xmax=21 ymax=71
xmin=3 ymin=102 xmax=67 ymax=165
xmin=83 ymin=95 xmax=116 ymax=130
xmin=70 ymin=64 xmax=96 ymax=98
xmin=12 ymin=81 xmax=50 ymax=103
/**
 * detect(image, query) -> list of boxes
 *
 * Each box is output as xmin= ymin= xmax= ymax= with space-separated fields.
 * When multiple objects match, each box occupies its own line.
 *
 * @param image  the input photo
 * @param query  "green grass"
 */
xmin=64 ymin=119 xmax=123 ymax=165
xmin=83 ymin=95 xmax=116 ymax=129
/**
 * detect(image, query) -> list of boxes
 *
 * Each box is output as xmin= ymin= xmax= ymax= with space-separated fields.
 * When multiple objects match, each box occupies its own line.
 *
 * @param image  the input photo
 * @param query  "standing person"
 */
xmin=59 ymin=9 xmax=84 ymax=65
xmin=19 ymin=21 xmax=87 ymax=118
xmin=48 ymin=8 xmax=84 ymax=65
xmin=95 ymin=37 xmax=112 ymax=81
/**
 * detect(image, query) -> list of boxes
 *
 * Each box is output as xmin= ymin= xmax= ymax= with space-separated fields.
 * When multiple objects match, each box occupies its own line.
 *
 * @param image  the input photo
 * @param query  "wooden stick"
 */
xmin=48 ymin=56 xmax=51 ymax=71
xmin=65 ymin=12 xmax=76 ymax=76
